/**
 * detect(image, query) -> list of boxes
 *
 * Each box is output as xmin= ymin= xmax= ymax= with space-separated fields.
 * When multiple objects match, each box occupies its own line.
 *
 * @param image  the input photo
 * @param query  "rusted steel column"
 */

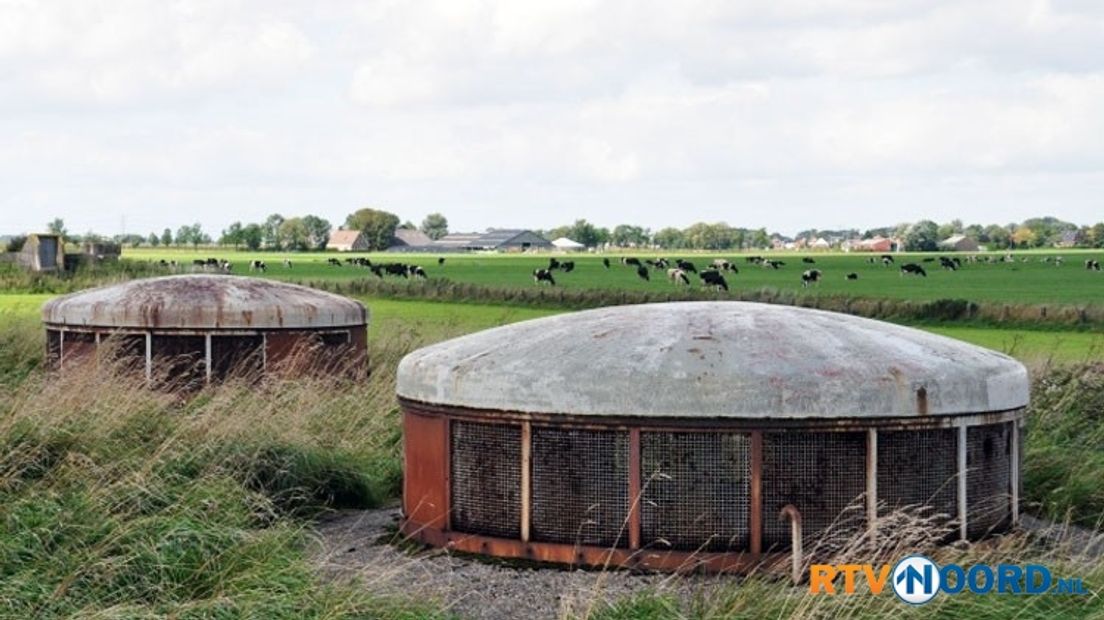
xmin=628 ymin=428 xmax=641 ymax=550
xmin=779 ymin=504 xmax=802 ymax=584
xmin=866 ymin=428 xmax=878 ymax=540
xmin=750 ymin=431 xmax=763 ymax=555
xmin=958 ymin=422 xmax=968 ymax=540
xmin=520 ymin=421 xmax=532 ymax=542
xmin=204 ymin=334 xmax=212 ymax=384
xmin=1010 ymin=421 xmax=1020 ymax=527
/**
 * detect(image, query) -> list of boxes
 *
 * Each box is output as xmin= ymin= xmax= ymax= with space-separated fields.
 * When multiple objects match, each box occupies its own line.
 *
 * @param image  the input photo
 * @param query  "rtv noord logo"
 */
xmin=811 ymin=555 xmax=1088 ymax=604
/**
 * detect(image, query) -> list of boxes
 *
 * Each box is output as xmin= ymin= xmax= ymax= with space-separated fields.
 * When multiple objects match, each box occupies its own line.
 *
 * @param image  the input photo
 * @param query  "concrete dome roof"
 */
xmin=43 ymin=275 xmax=367 ymax=330
xmin=397 ymin=302 xmax=1028 ymax=419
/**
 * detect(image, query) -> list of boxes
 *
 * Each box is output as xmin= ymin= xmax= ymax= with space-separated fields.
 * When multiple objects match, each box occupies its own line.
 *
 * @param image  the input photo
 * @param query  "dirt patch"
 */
xmin=311 ymin=507 xmax=738 ymax=619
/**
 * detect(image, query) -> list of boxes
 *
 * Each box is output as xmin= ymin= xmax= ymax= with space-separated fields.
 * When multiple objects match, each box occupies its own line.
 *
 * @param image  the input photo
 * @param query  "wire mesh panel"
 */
xmin=210 ymin=335 xmax=264 ymax=381
xmin=531 ymin=427 xmax=630 ymax=547
xmin=878 ymin=428 xmax=958 ymax=523
xmin=762 ymin=431 xmax=866 ymax=550
xmin=46 ymin=330 xmax=61 ymax=369
xmin=150 ymin=335 xmax=205 ymax=390
xmin=641 ymin=431 xmax=750 ymax=551
xmin=450 ymin=421 xmax=522 ymax=538
xmin=967 ymin=422 xmax=1012 ymax=538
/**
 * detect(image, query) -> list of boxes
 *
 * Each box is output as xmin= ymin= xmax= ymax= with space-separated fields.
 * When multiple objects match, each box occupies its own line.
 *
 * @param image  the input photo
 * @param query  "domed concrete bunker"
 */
xmin=397 ymin=302 xmax=1028 ymax=572
xmin=43 ymin=275 xmax=368 ymax=386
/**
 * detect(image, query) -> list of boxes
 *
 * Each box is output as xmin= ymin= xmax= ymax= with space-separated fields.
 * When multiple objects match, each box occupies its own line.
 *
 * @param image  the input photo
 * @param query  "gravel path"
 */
xmin=311 ymin=507 xmax=739 ymax=619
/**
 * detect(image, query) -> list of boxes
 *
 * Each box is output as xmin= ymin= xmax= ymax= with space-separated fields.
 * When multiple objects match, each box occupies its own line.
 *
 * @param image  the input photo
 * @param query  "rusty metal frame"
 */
xmin=400 ymin=400 xmax=1025 ymax=573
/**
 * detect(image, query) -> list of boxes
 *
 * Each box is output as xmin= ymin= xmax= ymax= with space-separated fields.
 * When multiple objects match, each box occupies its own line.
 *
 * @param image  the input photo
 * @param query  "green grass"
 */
xmin=1 ymin=293 xmax=1096 ymax=364
xmin=125 ymin=247 xmax=1104 ymax=306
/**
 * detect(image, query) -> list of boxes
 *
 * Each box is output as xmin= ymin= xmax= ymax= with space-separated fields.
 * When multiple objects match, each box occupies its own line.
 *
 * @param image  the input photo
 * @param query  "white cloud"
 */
xmin=1 ymin=0 xmax=1103 ymax=235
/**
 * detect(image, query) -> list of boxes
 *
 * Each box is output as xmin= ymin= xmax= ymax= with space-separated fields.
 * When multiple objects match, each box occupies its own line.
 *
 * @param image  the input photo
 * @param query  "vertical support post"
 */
xmin=58 ymin=330 xmax=65 ymax=369
xmin=958 ymin=422 xmax=968 ymax=541
xmin=442 ymin=417 xmax=451 ymax=531
xmin=866 ymin=428 xmax=878 ymax=540
xmin=628 ymin=428 xmax=641 ymax=550
xmin=261 ymin=333 xmax=269 ymax=375
xmin=750 ymin=431 xmax=763 ymax=555
xmin=144 ymin=332 xmax=152 ymax=384
xmin=520 ymin=421 xmax=531 ymax=542
xmin=204 ymin=334 xmax=212 ymax=385
xmin=780 ymin=505 xmax=803 ymax=585
xmin=1010 ymin=421 xmax=1020 ymax=527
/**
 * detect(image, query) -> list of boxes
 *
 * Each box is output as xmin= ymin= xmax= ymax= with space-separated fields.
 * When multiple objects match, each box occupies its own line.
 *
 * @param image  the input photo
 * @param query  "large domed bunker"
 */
xmin=396 ymin=301 xmax=1028 ymax=572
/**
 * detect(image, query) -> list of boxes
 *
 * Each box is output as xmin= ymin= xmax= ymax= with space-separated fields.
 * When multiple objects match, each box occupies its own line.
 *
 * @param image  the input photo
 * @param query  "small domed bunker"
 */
xmin=397 ymin=302 xmax=1028 ymax=572
xmin=43 ymin=275 xmax=368 ymax=386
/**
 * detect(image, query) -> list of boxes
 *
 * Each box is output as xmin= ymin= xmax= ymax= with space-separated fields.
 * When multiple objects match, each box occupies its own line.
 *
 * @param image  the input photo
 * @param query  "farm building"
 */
xmin=939 ymin=235 xmax=980 ymax=252
xmin=16 ymin=233 xmax=65 ymax=272
xmin=327 ymin=229 xmax=371 ymax=252
xmin=844 ymin=236 xmax=898 ymax=253
xmin=551 ymin=237 xmax=585 ymax=251
xmin=437 ymin=229 xmax=552 ymax=252
xmin=42 ymin=275 xmax=368 ymax=388
xmin=397 ymin=302 xmax=1028 ymax=573
xmin=388 ymin=229 xmax=435 ymax=252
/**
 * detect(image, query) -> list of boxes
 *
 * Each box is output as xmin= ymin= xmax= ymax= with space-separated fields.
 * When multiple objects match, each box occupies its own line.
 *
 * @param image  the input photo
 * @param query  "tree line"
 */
xmin=20 ymin=212 xmax=1104 ymax=254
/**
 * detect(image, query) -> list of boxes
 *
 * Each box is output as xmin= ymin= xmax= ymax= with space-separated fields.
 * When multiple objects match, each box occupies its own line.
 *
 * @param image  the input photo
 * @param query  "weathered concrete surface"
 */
xmin=397 ymin=301 xmax=1028 ymax=419
xmin=43 ymin=275 xmax=368 ymax=330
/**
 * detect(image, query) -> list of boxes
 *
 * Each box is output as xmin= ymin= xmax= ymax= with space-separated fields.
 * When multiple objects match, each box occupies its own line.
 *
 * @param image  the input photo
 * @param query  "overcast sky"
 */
xmin=1 ymin=1 xmax=1102 ymax=237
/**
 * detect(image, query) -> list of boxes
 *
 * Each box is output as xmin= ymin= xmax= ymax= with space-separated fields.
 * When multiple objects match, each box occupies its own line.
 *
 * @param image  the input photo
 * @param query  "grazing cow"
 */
xmin=939 ymin=257 xmax=958 ymax=271
xmin=438 ymin=257 xmax=446 ymax=266
xmin=249 ymin=260 xmax=266 ymax=273
xmin=712 ymin=259 xmax=734 ymax=271
xmin=881 ymin=255 xmax=894 ymax=266
xmin=763 ymin=259 xmax=784 ymax=269
xmin=900 ymin=263 xmax=927 ymax=277
xmin=533 ymin=269 xmax=556 ymax=286
xmin=622 ymin=257 xmax=642 ymax=267
xmin=802 ymin=257 xmax=815 ymax=264
xmin=327 ymin=258 xmax=342 ymax=266
xmin=801 ymin=269 xmax=822 ymax=287
xmin=410 ymin=266 xmax=427 ymax=279
xmin=283 ymin=258 xmax=292 ymax=269
xmin=1086 ymin=259 xmax=1101 ymax=271
xmin=549 ymin=257 xmax=561 ymax=270
xmin=383 ymin=263 xmax=409 ymax=278
xmin=560 ymin=260 xmax=575 ymax=273
xmin=636 ymin=265 xmax=650 ymax=281
xmin=370 ymin=264 xmax=384 ymax=278
xmin=220 ymin=261 xmax=233 ymax=273
xmin=699 ymin=269 xmax=728 ymax=291
xmin=667 ymin=268 xmax=690 ymax=286
xmin=602 ymin=257 xmax=611 ymax=269
xmin=676 ymin=259 xmax=697 ymax=273
xmin=846 ymin=272 xmax=859 ymax=280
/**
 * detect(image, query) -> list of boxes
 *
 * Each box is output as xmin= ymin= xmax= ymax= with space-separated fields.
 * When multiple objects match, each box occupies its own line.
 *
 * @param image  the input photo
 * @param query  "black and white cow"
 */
xmin=676 ymin=259 xmax=697 ymax=273
xmin=900 ymin=263 xmax=927 ymax=277
xmin=667 ymin=268 xmax=690 ymax=286
xmin=249 ymin=260 xmax=266 ymax=272
xmin=802 ymin=257 xmax=816 ymax=264
xmin=533 ymin=269 xmax=556 ymax=285
xmin=636 ymin=265 xmax=650 ymax=281
xmin=801 ymin=269 xmax=822 ymax=287
xmin=699 ymin=269 xmax=728 ymax=291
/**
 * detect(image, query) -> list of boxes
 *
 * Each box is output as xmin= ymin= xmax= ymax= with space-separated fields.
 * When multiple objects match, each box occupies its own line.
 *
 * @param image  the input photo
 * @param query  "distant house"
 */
xmin=843 ymin=233 xmax=896 ymax=251
xmin=1055 ymin=230 xmax=1079 ymax=248
xmin=437 ymin=229 xmax=552 ymax=252
xmin=810 ymin=237 xmax=831 ymax=251
xmin=388 ymin=229 xmax=435 ymax=252
xmin=16 ymin=233 xmax=64 ymax=272
xmin=551 ymin=237 xmax=585 ymax=251
xmin=939 ymin=235 xmax=979 ymax=252
xmin=327 ymin=229 xmax=370 ymax=252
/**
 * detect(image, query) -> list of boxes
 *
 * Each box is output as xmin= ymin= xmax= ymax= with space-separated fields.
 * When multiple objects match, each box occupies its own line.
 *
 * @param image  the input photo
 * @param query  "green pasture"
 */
xmin=2 ymin=293 xmax=1098 ymax=365
xmin=125 ymin=247 xmax=1104 ymax=306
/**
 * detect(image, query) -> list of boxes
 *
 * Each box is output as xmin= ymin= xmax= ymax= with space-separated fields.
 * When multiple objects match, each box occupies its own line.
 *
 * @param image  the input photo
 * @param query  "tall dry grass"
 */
xmin=0 ymin=324 xmax=448 ymax=618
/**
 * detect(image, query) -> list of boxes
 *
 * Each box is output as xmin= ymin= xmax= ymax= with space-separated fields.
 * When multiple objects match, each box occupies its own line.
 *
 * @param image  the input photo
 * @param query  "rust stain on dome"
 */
xmin=42 ymin=275 xmax=367 ymax=330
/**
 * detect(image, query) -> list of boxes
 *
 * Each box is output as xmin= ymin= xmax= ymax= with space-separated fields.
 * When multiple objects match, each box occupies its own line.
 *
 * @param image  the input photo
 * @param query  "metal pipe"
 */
xmin=1010 ymin=421 xmax=1019 ymax=526
xmin=958 ymin=422 xmax=968 ymax=540
xmin=779 ymin=504 xmax=802 ymax=585
xmin=866 ymin=428 xmax=878 ymax=540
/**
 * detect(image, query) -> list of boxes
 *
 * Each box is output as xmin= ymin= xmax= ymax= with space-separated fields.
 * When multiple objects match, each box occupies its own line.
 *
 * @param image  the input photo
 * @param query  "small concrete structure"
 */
xmin=17 ymin=233 xmax=64 ymax=272
xmin=398 ymin=302 xmax=1028 ymax=572
xmin=43 ymin=275 xmax=369 ymax=387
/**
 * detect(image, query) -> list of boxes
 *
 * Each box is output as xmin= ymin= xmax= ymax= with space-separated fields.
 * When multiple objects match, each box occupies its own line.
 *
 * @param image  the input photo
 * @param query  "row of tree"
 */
xmin=33 ymin=213 xmax=1104 ymax=253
